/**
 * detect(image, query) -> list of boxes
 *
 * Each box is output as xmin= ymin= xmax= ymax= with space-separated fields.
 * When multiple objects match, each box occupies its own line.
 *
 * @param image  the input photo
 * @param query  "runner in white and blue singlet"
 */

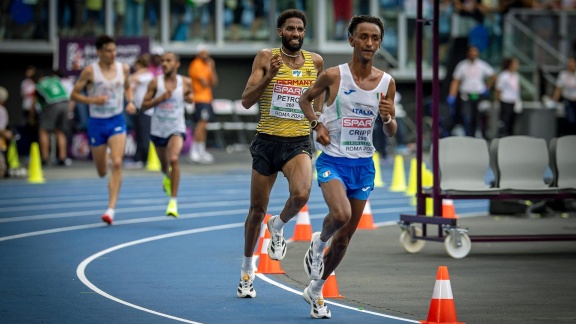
xmin=141 ymin=52 xmax=194 ymax=218
xmin=70 ymin=35 xmax=137 ymax=225
xmin=298 ymin=15 xmax=398 ymax=319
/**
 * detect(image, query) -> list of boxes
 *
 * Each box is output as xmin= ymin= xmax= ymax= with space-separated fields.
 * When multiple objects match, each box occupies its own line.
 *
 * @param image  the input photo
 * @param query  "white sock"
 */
xmin=170 ymin=198 xmax=177 ymax=204
xmin=192 ymin=142 xmax=199 ymax=155
xmin=272 ymin=215 xmax=286 ymax=232
xmin=198 ymin=142 xmax=206 ymax=155
xmin=310 ymin=279 xmax=326 ymax=294
xmin=241 ymin=256 xmax=254 ymax=274
xmin=105 ymin=208 xmax=115 ymax=219
xmin=313 ymin=235 xmax=328 ymax=254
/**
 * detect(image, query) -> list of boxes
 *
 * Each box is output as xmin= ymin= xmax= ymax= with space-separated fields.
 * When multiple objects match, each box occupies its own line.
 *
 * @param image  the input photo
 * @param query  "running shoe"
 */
xmin=267 ymin=215 xmax=287 ymax=260
xmin=237 ymin=272 xmax=256 ymax=298
xmin=166 ymin=200 xmax=178 ymax=218
xmin=162 ymin=175 xmax=172 ymax=197
xmin=200 ymin=151 xmax=214 ymax=164
xmin=303 ymin=286 xmax=331 ymax=319
xmin=189 ymin=150 xmax=202 ymax=163
xmin=304 ymin=232 xmax=324 ymax=280
xmin=101 ymin=214 xmax=113 ymax=225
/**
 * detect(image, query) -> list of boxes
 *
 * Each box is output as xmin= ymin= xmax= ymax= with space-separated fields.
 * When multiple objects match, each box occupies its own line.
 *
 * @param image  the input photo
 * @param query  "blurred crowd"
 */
xmin=1 ymin=0 xmax=576 ymax=176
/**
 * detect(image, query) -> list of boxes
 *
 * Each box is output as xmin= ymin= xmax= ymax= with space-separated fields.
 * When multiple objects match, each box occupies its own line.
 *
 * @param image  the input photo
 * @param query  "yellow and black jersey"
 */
xmin=257 ymin=48 xmax=317 ymax=137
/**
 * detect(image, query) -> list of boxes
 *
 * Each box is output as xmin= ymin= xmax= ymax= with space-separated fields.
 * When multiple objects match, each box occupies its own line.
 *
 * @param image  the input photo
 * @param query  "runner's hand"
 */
xmin=379 ymin=92 xmax=393 ymax=120
xmin=185 ymin=91 xmax=194 ymax=104
xmin=315 ymin=123 xmax=331 ymax=146
xmin=126 ymin=101 xmax=137 ymax=115
xmin=269 ymin=53 xmax=283 ymax=76
xmin=92 ymin=95 xmax=108 ymax=106
xmin=160 ymin=90 xmax=172 ymax=101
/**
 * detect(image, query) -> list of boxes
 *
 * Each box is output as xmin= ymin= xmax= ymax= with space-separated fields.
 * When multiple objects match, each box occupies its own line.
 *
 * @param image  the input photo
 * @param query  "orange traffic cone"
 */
xmin=322 ymin=270 xmax=344 ymax=298
xmin=357 ymin=200 xmax=376 ymax=229
xmin=256 ymin=223 xmax=285 ymax=274
xmin=442 ymin=200 xmax=458 ymax=219
xmin=256 ymin=214 xmax=272 ymax=255
xmin=421 ymin=266 xmax=464 ymax=324
xmin=292 ymin=204 xmax=313 ymax=241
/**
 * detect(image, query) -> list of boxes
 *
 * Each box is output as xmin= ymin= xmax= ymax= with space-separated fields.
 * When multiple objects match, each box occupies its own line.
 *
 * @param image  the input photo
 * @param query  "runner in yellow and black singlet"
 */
xmin=257 ymin=47 xmax=317 ymax=137
xmin=236 ymin=9 xmax=324 ymax=300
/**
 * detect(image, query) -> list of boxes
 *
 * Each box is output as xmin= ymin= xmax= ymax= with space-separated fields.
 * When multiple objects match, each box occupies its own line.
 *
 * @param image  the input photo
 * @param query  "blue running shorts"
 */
xmin=87 ymin=114 xmax=126 ymax=147
xmin=315 ymin=152 xmax=375 ymax=200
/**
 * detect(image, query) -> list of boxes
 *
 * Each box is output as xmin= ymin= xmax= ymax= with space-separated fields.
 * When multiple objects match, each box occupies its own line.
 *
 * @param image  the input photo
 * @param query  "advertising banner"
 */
xmin=57 ymin=37 xmax=150 ymax=76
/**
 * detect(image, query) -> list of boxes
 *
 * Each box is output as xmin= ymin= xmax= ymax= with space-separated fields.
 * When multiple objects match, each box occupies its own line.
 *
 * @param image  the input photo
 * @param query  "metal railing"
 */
xmin=504 ymin=9 xmax=576 ymax=99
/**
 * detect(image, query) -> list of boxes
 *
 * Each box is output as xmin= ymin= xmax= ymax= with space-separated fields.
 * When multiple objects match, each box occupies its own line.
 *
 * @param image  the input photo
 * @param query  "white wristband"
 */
xmin=383 ymin=115 xmax=393 ymax=124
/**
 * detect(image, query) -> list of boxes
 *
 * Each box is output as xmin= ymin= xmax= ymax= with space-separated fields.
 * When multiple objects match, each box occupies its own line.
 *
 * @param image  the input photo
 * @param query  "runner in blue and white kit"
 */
xmin=70 ymin=34 xmax=136 ymax=225
xmin=141 ymin=52 xmax=194 ymax=217
xmin=298 ymin=15 xmax=397 ymax=319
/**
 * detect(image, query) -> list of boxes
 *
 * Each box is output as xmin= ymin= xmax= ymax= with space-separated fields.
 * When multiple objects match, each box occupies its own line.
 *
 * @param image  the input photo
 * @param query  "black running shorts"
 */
xmin=250 ymin=133 xmax=312 ymax=176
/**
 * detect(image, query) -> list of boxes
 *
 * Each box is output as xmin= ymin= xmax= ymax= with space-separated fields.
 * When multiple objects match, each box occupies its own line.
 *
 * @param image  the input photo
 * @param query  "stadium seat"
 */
xmin=549 ymin=135 xmax=576 ymax=191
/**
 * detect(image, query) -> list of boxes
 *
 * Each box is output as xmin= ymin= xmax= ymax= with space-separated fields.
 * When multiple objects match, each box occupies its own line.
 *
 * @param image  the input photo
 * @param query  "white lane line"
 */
xmin=0 ymin=223 xmax=107 ymax=241
xmin=1 ymin=208 xmax=489 ymax=243
xmin=256 ymin=274 xmax=420 ymax=323
xmin=76 ymin=223 xmax=418 ymax=323
xmin=0 ymin=213 xmax=243 ymax=241
xmin=0 ymin=197 xmax=248 ymax=213
xmin=0 ymin=196 xmax=417 ymax=223
xmin=77 ymin=224 xmax=245 ymax=323
xmin=0 ymin=193 xmax=418 ymax=212
xmin=0 ymin=186 xmax=251 ymax=205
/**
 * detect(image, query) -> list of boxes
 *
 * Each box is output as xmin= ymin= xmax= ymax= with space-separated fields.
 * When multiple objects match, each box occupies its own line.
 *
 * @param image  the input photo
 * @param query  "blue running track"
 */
xmin=0 ymin=165 xmax=488 ymax=323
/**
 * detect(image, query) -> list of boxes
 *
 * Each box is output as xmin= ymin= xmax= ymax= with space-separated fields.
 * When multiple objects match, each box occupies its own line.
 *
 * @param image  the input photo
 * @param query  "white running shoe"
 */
xmin=237 ymin=272 xmax=256 ymax=298
xmin=304 ymin=232 xmax=324 ymax=280
xmin=189 ymin=150 xmax=202 ymax=163
xmin=267 ymin=215 xmax=287 ymax=261
xmin=200 ymin=151 xmax=214 ymax=164
xmin=303 ymin=286 xmax=331 ymax=319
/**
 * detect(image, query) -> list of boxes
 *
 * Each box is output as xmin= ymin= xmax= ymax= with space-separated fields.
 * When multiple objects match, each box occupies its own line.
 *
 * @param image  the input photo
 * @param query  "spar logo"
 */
xmin=273 ymin=83 xmax=304 ymax=95
xmin=343 ymin=117 xmax=373 ymax=128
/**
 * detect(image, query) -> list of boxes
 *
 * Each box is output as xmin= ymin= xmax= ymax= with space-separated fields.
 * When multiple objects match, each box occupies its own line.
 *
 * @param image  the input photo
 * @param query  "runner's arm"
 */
xmin=183 ymin=76 xmax=194 ymax=104
xmin=241 ymin=49 xmax=276 ymax=109
xmin=123 ymin=64 xmax=136 ymax=114
xmin=310 ymin=52 xmax=325 ymax=115
xmin=70 ymin=66 xmax=98 ymax=105
xmin=140 ymin=78 xmax=158 ymax=111
xmin=382 ymin=78 xmax=397 ymax=137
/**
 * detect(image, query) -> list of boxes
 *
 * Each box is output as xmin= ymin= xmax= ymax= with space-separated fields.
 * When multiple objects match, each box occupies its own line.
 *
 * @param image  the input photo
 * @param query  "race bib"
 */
xmin=340 ymin=117 xmax=374 ymax=153
xmin=270 ymin=83 xmax=306 ymax=120
xmin=94 ymin=87 xmax=118 ymax=113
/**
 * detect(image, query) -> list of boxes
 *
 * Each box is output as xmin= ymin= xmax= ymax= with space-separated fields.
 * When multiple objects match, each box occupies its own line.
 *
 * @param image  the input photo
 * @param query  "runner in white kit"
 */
xmin=70 ymin=34 xmax=136 ymax=225
xmin=298 ymin=15 xmax=397 ymax=319
xmin=141 ymin=52 xmax=194 ymax=217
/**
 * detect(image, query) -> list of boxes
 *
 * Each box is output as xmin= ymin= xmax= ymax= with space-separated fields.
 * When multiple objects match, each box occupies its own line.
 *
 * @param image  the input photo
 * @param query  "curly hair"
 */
xmin=277 ymin=9 xmax=307 ymax=29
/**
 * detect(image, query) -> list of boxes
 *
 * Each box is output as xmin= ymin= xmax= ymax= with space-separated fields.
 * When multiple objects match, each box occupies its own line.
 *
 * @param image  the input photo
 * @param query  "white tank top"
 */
xmin=132 ymin=70 xmax=155 ymax=116
xmin=150 ymin=75 xmax=186 ymax=138
xmin=316 ymin=64 xmax=391 ymax=158
xmin=89 ymin=62 xmax=125 ymax=118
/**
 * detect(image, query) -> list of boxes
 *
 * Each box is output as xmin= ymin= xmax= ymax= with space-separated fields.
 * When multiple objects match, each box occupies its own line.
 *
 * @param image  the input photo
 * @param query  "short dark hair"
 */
xmin=501 ymin=58 xmax=515 ymax=70
xmin=467 ymin=45 xmax=478 ymax=52
xmin=347 ymin=15 xmax=384 ymax=40
xmin=165 ymin=52 xmax=180 ymax=62
xmin=95 ymin=34 xmax=116 ymax=50
xmin=277 ymin=9 xmax=307 ymax=29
